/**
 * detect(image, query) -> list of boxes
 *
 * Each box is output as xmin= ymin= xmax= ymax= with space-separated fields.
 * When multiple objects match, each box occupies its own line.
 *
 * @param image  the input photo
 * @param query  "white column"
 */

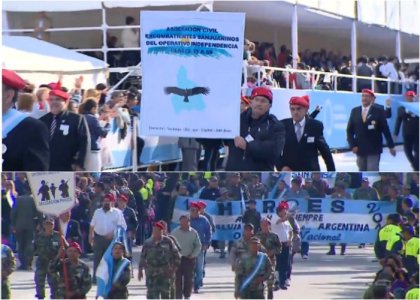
xmin=101 ymin=5 xmax=108 ymax=65
xmin=396 ymin=30 xmax=402 ymax=61
xmin=292 ymin=4 xmax=298 ymax=69
xmin=351 ymin=20 xmax=357 ymax=93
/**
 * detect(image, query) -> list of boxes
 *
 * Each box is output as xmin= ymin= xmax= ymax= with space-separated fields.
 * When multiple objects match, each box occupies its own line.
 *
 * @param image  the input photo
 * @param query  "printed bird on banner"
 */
xmin=164 ymin=86 xmax=210 ymax=103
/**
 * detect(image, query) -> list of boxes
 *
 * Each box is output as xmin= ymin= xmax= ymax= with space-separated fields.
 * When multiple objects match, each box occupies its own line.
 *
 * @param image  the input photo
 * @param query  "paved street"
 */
xmin=9 ymin=244 xmax=379 ymax=299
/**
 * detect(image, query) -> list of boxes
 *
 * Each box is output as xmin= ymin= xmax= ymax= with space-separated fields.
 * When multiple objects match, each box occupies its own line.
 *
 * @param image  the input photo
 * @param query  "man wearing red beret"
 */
xmin=117 ymin=193 xmax=138 ymax=258
xmin=393 ymin=91 xmax=419 ymax=170
xmin=2 ymin=69 xmax=50 ymax=171
xmin=226 ymin=86 xmax=286 ymax=171
xmin=39 ymin=89 xmax=89 ymax=171
xmin=347 ymin=89 xmax=396 ymax=171
xmin=278 ymin=96 xmax=335 ymax=171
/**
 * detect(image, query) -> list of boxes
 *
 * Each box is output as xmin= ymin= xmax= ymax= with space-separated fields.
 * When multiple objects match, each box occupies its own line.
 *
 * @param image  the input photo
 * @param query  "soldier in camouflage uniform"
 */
xmin=235 ymin=237 xmax=272 ymax=299
xmin=1 ymin=244 xmax=16 ymax=299
xmin=34 ymin=218 xmax=64 ymax=299
xmin=108 ymin=242 xmax=131 ymax=299
xmin=230 ymin=223 xmax=266 ymax=299
xmin=138 ymin=222 xmax=181 ymax=299
xmin=256 ymin=218 xmax=282 ymax=299
xmin=160 ymin=220 xmax=181 ymax=299
xmin=48 ymin=241 xmax=92 ymax=299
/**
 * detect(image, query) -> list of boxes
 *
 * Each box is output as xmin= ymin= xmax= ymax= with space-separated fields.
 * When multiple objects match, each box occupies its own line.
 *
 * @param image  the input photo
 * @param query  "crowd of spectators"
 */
xmin=243 ymin=41 xmax=419 ymax=94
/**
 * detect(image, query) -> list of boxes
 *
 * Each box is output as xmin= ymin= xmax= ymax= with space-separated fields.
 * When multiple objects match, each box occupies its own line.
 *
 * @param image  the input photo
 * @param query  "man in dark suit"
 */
xmin=40 ymin=89 xmax=88 ymax=171
xmin=347 ymin=89 xmax=396 ymax=171
xmin=225 ymin=87 xmax=285 ymax=171
xmin=2 ymin=69 xmax=49 ymax=171
xmin=394 ymin=91 xmax=419 ymax=171
xmin=55 ymin=211 xmax=82 ymax=244
xmin=279 ymin=95 xmax=335 ymax=171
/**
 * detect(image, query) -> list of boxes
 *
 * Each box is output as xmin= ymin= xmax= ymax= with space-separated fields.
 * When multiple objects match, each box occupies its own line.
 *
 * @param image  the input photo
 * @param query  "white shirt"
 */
xmin=121 ymin=28 xmax=139 ymax=48
xmin=379 ymin=62 xmax=399 ymax=81
xmin=361 ymin=104 xmax=371 ymax=119
xmin=294 ymin=118 xmax=306 ymax=134
xmin=270 ymin=215 xmax=292 ymax=242
xmin=91 ymin=207 xmax=127 ymax=236
xmin=60 ymin=220 xmax=69 ymax=238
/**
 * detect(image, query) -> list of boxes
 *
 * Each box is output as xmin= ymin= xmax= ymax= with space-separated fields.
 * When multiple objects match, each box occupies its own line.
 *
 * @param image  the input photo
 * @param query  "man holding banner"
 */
xmin=226 ymin=86 xmax=285 ymax=171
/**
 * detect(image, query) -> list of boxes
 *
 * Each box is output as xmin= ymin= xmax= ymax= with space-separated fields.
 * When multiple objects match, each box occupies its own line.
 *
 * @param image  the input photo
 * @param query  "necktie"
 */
xmin=295 ymin=122 xmax=302 ymax=142
xmin=50 ymin=116 xmax=57 ymax=139
xmin=362 ymin=107 xmax=368 ymax=123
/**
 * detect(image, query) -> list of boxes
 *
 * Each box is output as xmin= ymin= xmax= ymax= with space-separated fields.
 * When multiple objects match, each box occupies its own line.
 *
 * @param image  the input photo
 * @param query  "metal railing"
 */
xmin=245 ymin=64 xmax=420 ymax=96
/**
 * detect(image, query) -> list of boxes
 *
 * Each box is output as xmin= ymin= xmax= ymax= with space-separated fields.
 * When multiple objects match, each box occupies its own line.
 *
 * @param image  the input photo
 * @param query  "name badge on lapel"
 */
xmin=245 ymin=134 xmax=254 ymax=142
xmin=307 ymin=136 xmax=315 ymax=143
xmin=368 ymin=120 xmax=376 ymax=130
xmin=60 ymin=124 xmax=70 ymax=136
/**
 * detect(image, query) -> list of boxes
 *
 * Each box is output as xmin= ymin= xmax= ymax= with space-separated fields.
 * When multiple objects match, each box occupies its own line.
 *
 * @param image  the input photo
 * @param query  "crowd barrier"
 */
xmin=171 ymin=196 xmax=396 ymax=243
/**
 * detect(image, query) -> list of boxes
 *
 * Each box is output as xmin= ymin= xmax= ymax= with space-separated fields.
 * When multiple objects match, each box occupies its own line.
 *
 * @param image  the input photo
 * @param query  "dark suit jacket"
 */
xmin=279 ymin=117 xmax=336 ymax=171
xmin=347 ymin=105 xmax=395 ymax=156
xmin=2 ymin=116 xmax=49 ymax=171
xmin=40 ymin=111 xmax=88 ymax=171
xmin=394 ymin=106 xmax=419 ymax=137
xmin=55 ymin=219 xmax=82 ymax=243
xmin=225 ymin=110 xmax=286 ymax=171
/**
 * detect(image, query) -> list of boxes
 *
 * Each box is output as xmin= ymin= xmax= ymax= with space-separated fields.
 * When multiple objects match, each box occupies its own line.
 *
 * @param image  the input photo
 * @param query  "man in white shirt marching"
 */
xmin=270 ymin=201 xmax=292 ymax=290
xmin=89 ymin=193 xmax=127 ymax=281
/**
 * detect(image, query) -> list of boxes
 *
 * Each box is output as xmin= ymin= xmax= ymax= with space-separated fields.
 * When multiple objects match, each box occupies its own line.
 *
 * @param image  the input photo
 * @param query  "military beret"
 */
xmin=2 ymin=69 xmax=26 ymax=90
xmin=362 ymin=89 xmax=375 ymax=98
xmin=289 ymin=96 xmax=309 ymax=108
xmin=153 ymin=222 xmax=165 ymax=230
xmin=405 ymin=90 xmax=416 ymax=97
xmin=49 ymin=89 xmax=69 ymax=101
xmin=68 ymin=241 xmax=82 ymax=254
xmin=251 ymin=87 xmax=273 ymax=103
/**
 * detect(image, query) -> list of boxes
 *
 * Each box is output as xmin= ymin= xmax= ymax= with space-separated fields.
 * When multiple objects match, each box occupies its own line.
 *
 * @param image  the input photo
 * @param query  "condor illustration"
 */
xmin=164 ymin=86 xmax=210 ymax=103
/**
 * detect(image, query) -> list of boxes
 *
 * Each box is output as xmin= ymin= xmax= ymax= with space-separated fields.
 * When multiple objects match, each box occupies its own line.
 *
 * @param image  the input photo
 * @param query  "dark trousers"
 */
xmin=357 ymin=154 xmax=380 ymax=171
xmin=403 ymin=135 xmax=419 ymax=171
xmin=203 ymin=146 xmax=219 ymax=171
xmin=16 ymin=228 xmax=34 ymax=269
xmin=301 ymin=242 xmax=309 ymax=256
xmin=176 ymin=257 xmax=196 ymax=299
xmin=330 ymin=243 xmax=346 ymax=254
xmin=276 ymin=243 xmax=290 ymax=286
xmin=93 ymin=234 xmax=112 ymax=278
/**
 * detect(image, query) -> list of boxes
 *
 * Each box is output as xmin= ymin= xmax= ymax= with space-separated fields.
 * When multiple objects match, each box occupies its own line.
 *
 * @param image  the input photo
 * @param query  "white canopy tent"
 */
xmin=2 ymin=36 xmax=109 ymax=89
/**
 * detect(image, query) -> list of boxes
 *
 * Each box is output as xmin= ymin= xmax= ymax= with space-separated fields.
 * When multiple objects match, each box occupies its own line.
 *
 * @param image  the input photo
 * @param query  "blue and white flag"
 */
xmin=96 ymin=226 xmax=130 ymax=298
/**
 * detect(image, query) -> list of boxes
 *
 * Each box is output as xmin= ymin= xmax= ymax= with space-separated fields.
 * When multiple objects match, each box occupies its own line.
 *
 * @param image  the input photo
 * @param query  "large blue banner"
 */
xmin=172 ymin=196 xmax=396 ymax=244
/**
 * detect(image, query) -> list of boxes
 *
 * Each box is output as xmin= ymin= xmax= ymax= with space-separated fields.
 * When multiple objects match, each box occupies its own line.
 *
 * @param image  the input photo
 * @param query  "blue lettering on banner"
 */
xmin=172 ymin=197 xmax=396 ymax=243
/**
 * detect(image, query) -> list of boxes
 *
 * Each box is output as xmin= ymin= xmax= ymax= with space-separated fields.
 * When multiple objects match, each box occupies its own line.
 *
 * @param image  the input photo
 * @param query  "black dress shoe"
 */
xmin=326 ymin=251 xmax=336 ymax=255
xmin=280 ymin=285 xmax=288 ymax=290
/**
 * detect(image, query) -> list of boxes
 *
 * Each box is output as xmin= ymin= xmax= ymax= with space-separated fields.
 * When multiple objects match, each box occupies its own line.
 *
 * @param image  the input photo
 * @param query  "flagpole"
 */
xmin=57 ymin=221 xmax=70 ymax=297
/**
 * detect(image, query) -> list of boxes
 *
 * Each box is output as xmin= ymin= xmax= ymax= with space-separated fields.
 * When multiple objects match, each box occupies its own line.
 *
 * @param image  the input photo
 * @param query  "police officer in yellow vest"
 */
xmin=405 ymin=272 xmax=419 ymax=300
xmin=375 ymin=213 xmax=403 ymax=263
xmin=401 ymin=226 xmax=419 ymax=276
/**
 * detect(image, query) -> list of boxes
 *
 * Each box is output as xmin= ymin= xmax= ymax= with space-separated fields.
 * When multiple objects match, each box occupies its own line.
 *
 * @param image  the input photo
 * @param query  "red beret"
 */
xmin=301 ymin=95 xmax=310 ymax=107
xmin=2 ymin=69 xmax=26 ymax=90
xmin=241 ymin=96 xmax=251 ymax=105
xmin=117 ymin=193 xmax=129 ymax=202
xmin=190 ymin=202 xmax=200 ymax=209
xmin=153 ymin=222 xmax=165 ymax=230
xmin=68 ymin=241 xmax=82 ymax=254
xmin=405 ymin=91 xmax=416 ymax=97
xmin=197 ymin=201 xmax=207 ymax=209
xmin=104 ymin=193 xmax=116 ymax=202
xmin=362 ymin=89 xmax=375 ymax=98
xmin=289 ymin=96 xmax=309 ymax=108
xmin=277 ymin=201 xmax=289 ymax=211
xmin=251 ymin=87 xmax=273 ymax=102
xmin=49 ymin=89 xmax=69 ymax=101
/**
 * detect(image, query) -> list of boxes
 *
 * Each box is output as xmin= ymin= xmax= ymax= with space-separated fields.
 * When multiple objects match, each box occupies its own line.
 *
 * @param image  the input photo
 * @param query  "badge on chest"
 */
xmin=60 ymin=124 xmax=70 ymax=135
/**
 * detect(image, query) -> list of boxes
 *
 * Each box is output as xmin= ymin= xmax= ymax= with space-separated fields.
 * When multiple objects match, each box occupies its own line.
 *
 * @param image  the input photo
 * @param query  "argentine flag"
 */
xmin=96 ymin=226 xmax=131 ymax=298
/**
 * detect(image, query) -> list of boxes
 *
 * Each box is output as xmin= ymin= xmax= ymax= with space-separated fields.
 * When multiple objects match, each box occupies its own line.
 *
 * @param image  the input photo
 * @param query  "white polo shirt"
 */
xmin=91 ymin=207 xmax=127 ymax=236
xmin=271 ymin=215 xmax=292 ymax=242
